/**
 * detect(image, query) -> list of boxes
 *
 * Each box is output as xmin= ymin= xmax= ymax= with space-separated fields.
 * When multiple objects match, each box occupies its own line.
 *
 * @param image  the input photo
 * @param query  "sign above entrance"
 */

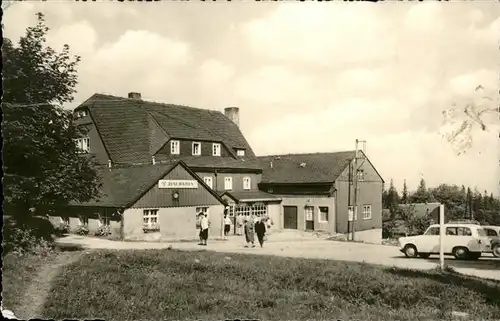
xmin=158 ymin=180 xmax=198 ymax=189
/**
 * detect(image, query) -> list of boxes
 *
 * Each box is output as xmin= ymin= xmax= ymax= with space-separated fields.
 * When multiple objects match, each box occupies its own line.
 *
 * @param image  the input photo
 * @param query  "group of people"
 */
xmin=197 ymin=211 xmax=273 ymax=248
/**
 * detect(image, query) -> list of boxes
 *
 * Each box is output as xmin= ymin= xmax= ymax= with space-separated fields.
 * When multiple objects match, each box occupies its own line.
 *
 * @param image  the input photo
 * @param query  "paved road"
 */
xmin=56 ymin=235 xmax=500 ymax=280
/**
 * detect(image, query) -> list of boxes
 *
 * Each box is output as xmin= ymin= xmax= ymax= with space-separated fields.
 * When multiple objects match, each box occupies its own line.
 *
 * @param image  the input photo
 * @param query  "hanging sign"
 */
xmin=158 ymin=180 xmax=198 ymax=189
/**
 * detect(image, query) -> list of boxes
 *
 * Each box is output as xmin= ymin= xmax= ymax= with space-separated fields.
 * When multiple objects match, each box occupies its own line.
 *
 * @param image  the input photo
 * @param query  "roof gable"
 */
xmin=72 ymin=161 xmax=227 ymax=208
xmin=257 ymin=151 xmax=356 ymax=184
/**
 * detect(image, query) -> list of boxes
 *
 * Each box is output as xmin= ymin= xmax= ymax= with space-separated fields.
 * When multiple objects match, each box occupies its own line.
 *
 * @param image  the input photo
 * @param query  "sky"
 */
xmin=4 ymin=1 xmax=500 ymax=195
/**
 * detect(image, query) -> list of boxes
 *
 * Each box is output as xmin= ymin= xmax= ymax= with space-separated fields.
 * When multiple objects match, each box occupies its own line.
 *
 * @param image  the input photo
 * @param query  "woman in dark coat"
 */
xmin=255 ymin=218 xmax=267 ymax=248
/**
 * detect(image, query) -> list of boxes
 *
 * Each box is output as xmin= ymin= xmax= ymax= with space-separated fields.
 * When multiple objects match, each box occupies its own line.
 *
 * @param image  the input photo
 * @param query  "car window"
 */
xmin=457 ymin=227 xmax=472 ymax=236
xmin=479 ymin=228 xmax=492 ymax=237
xmin=425 ymin=227 xmax=440 ymax=235
xmin=484 ymin=228 xmax=498 ymax=237
xmin=446 ymin=227 xmax=457 ymax=235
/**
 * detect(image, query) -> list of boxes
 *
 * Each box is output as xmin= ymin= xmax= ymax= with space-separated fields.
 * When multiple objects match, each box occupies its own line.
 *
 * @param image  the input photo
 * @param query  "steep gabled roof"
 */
xmin=78 ymin=93 xmax=255 ymax=165
xmin=70 ymin=161 xmax=227 ymax=208
xmin=257 ymin=151 xmax=357 ymax=184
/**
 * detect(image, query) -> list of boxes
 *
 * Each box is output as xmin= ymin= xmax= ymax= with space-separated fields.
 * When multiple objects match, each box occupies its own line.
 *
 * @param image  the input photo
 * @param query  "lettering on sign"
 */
xmin=158 ymin=180 xmax=198 ymax=189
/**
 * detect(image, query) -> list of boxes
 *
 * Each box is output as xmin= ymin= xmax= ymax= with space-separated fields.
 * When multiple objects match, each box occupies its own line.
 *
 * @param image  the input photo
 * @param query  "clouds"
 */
xmin=3 ymin=1 xmax=500 ymax=194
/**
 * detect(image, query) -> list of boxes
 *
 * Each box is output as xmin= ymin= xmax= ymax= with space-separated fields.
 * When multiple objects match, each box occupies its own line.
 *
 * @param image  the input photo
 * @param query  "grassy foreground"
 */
xmin=2 ymin=252 xmax=60 ymax=311
xmin=38 ymin=249 xmax=500 ymax=321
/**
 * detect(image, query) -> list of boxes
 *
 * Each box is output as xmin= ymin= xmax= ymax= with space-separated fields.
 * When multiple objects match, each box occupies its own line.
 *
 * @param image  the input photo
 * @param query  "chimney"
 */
xmin=224 ymin=107 xmax=239 ymax=127
xmin=128 ymin=92 xmax=142 ymax=100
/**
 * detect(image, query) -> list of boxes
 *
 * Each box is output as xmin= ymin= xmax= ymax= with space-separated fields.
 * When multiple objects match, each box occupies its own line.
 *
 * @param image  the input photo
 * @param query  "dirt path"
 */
xmin=16 ymin=251 xmax=85 ymax=320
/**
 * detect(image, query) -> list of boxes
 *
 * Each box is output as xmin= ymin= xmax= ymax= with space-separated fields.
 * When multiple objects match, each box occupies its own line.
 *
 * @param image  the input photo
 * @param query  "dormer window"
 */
xmin=171 ymin=140 xmax=180 ymax=155
xmin=74 ymin=109 xmax=88 ymax=119
xmin=74 ymin=137 xmax=90 ymax=153
xmin=192 ymin=142 xmax=201 ymax=156
xmin=236 ymin=149 xmax=245 ymax=156
xmin=212 ymin=143 xmax=221 ymax=156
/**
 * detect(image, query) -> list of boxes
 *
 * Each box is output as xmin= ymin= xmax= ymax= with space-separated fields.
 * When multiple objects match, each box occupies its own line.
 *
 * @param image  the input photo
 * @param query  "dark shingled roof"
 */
xmin=71 ymin=162 xmax=177 ymax=207
xmin=71 ymin=161 xmax=226 ymax=208
xmin=155 ymin=155 xmax=262 ymax=171
xmin=257 ymin=151 xmax=357 ymax=184
xmin=78 ymin=93 xmax=255 ymax=165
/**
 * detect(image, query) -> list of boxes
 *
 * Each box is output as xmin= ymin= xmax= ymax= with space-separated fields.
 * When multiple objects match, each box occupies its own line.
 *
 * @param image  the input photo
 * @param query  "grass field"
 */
xmin=2 ymin=252 xmax=60 ymax=312
xmin=35 ymin=249 xmax=500 ymax=321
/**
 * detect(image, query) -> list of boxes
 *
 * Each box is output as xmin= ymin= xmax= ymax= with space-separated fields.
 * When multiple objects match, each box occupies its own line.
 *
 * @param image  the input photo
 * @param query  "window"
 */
xmin=484 ymin=228 xmax=498 ymax=237
xmin=143 ymin=209 xmax=159 ymax=232
xmin=305 ymin=206 xmax=314 ymax=221
xmin=348 ymin=205 xmax=357 ymax=221
xmin=192 ymin=142 xmax=201 ymax=156
xmin=74 ymin=137 xmax=90 ymax=153
xmin=357 ymin=170 xmax=365 ymax=181
xmin=195 ymin=207 xmax=210 ymax=227
xmin=446 ymin=227 xmax=457 ymax=235
xmin=362 ymin=205 xmax=372 ymax=220
xmin=227 ymin=204 xmax=236 ymax=217
xmin=236 ymin=149 xmax=245 ymax=156
xmin=224 ymin=177 xmax=233 ymax=190
xmin=319 ymin=207 xmax=329 ymax=222
xmin=235 ymin=204 xmax=267 ymax=218
xmin=170 ymin=140 xmax=180 ymax=155
xmin=78 ymin=215 xmax=89 ymax=225
xmin=457 ymin=227 xmax=472 ymax=236
xmin=74 ymin=110 xmax=88 ymax=118
xmin=425 ymin=227 xmax=440 ymax=235
xmin=203 ymin=177 xmax=213 ymax=189
xmin=243 ymin=177 xmax=251 ymax=190
xmin=212 ymin=143 xmax=221 ymax=156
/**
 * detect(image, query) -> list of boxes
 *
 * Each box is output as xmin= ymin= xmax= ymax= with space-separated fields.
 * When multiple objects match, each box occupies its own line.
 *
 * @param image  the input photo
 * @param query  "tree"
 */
xmin=410 ymin=178 xmax=435 ymax=204
xmin=440 ymin=85 xmax=498 ymax=155
xmin=396 ymin=204 xmax=432 ymax=236
xmin=401 ymin=180 xmax=409 ymax=204
xmin=383 ymin=179 xmax=400 ymax=212
xmin=3 ymin=13 xmax=101 ymax=223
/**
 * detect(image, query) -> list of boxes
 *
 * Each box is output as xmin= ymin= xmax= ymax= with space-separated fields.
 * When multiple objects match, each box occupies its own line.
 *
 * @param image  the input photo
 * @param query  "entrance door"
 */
xmin=283 ymin=206 xmax=298 ymax=229
xmin=305 ymin=206 xmax=314 ymax=230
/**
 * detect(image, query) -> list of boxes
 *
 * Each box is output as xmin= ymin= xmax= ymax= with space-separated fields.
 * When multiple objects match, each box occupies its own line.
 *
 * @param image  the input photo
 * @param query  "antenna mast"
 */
xmin=351 ymin=139 xmax=367 ymax=241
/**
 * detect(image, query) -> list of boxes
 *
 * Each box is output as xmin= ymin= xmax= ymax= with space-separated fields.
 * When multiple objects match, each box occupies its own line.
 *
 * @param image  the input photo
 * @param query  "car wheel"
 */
xmin=492 ymin=244 xmax=500 ymax=258
xmin=403 ymin=244 xmax=418 ymax=258
xmin=468 ymin=252 xmax=481 ymax=260
xmin=419 ymin=253 xmax=431 ymax=259
xmin=452 ymin=246 xmax=469 ymax=260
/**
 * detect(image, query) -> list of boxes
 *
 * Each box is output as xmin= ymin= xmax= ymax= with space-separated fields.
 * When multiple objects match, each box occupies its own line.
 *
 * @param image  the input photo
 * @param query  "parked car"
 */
xmin=482 ymin=225 xmax=500 ymax=258
xmin=398 ymin=223 xmax=491 ymax=260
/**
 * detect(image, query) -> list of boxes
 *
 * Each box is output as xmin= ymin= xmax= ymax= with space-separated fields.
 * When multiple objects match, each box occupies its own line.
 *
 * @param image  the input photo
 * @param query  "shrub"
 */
xmin=55 ymin=222 xmax=71 ymax=236
xmin=95 ymin=225 xmax=111 ymax=237
xmin=74 ymin=224 xmax=89 ymax=236
xmin=3 ymin=223 xmax=55 ymax=256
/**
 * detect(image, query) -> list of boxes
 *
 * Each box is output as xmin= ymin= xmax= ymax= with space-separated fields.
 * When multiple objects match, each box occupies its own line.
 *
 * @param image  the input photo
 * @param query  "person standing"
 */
xmin=255 ymin=217 xmax=267 ymax=248
xmin=223 ymin=214 xmax=232 ymax=240
xmin=197 ymin=212 xmax=204 ymax=245
xmin=236 ymin=213 xmax=244 ymax=235
xmin=244 ymin=214 xmax=255 ymax=248
xmin=200 ymin=213 xmax=209 ymax=246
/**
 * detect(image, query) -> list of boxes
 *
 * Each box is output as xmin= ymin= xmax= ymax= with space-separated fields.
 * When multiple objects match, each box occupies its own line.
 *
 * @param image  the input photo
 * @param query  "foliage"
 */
xmin=74 ymin=224 xmax=89 ymax=236
xmin=3 ymin=221 xmax=55 ymax=256
xmin=409 ymin=178 xmax=436 ymax=204
xmin=440 ymin=85 xmax=498 ymax=155
xmin=41 ymin=250 xmax=500 ymax=321
xmin=394 ymin=205 xmax=432 ymax=236
xmin=383 ymin=180 xmax=500 ymax=236
xmin=401 ymin=180 xmax=409 ymax=204
xmin=2 ymin=12 xmax=101 ymax=222
xmin=55 ymin=222 xmax=71 ymax=236
xmin=95 ymin=225 xmax=111 ymax=237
